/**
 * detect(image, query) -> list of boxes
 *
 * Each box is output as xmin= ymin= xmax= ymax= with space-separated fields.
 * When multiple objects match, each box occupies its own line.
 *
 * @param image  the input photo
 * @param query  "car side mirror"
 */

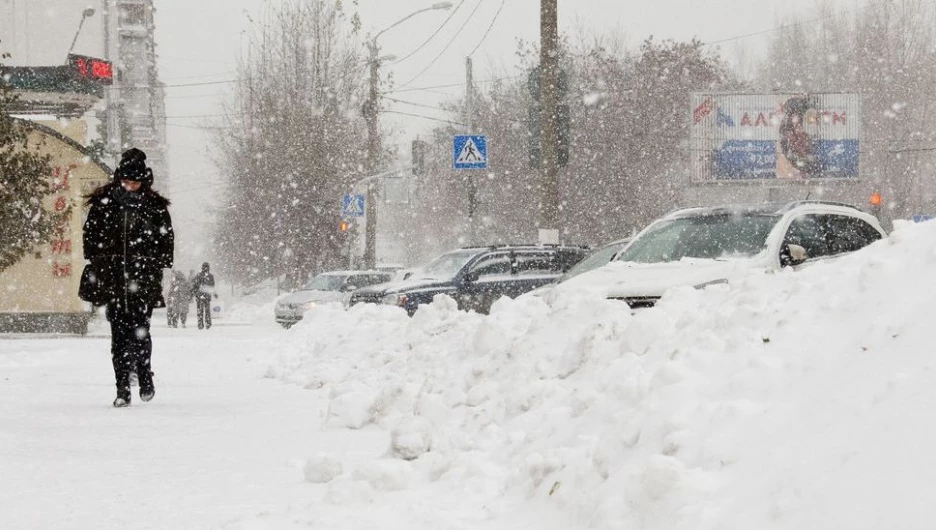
xmin=780 ymin=243 xmax=809 ymax=267
xmin=464 ymin=271 xmax=480 ymax=283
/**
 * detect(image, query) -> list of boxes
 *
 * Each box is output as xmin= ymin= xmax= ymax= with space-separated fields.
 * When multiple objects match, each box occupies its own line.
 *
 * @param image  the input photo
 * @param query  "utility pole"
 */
xmin=359 ymin=3 xmax=453 ymax=268
xmin=465 ymin=56 xmax=478 ymax=245
xmin=539 ymin=0 xmax=560 ymax=245
xmin=364 ymin=41 xmax=380 ymax=269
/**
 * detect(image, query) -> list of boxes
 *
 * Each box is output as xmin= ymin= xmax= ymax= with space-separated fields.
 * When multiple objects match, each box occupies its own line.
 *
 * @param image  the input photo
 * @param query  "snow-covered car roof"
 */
xmin=664 ymin=200 xmax=871 ymax=220
xmin=318 ymin=270 xmax=392 ymax=277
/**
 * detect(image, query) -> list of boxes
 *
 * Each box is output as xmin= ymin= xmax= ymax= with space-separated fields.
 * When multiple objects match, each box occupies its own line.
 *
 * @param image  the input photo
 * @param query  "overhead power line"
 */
xmin=701 ymin=8 xmax=853 ymax=47
xmin=160 ymin=71 xmax=236 ymax=82
xmin=468 ymin=0 xmax=506 ymax=56
xmin=161 ymin=113 xmax=227 ymax=119
xmin=398 ymin=0 xmax=486 ymax=88
xmin=111 ymin=79 xmax=237 ymax=90
xmin=392 ymin=0 xmax=467 ymax=65
xmin=382 ymin=96 xmax=447 ymax=111
xmin=384 ymin=74 xmax=522 ymax=94
xmin=165 ymin=123 xmax=226 ymax=131
xmin=383 ymin=110 xmax=468 ymax=127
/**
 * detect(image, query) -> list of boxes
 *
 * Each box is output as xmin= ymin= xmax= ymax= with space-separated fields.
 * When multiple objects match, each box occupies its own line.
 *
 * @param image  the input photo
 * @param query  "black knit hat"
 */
xmin=114 ymin=148 xmax=148 ymax=182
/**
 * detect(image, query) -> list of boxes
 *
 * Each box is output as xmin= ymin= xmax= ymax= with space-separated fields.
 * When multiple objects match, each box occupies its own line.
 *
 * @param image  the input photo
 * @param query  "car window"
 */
xmin=830 ymin=216 xmax=882 ymax=253
xmin=349 ymin=274 xmax=390 ymax=288
xmin=618 ymin=214 xmax=778 ymax=263
xmin=783 ymin=214 xmax=833 ymax=259
xmin=561 ymin=241 xmax=628 ymax=281
xmin=303 ymin=275 xmax=345 ymax=291
xmin=418 ymin=249 xmax=482 ymax=280
xmin=554 ymin=248 xmax=588 ymax=272
xmin=515 ymin=252 xmax=561 ymax=276
xmin=468 ymin=253 xmax=513 ymax=279
xmin=855 ymin=219 xmax=884 ymax=245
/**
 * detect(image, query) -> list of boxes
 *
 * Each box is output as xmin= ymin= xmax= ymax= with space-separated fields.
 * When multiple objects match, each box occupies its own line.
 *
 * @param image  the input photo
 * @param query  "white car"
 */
xmin=552 ymin=201 xmax=886 ymax=308
xmin=274 ymin=270 xmax=392 ymax=328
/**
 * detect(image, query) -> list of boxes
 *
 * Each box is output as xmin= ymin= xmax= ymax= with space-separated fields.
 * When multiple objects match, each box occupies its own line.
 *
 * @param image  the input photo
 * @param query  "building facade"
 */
xmin=104 ymin=0 xmax=169 ymax=194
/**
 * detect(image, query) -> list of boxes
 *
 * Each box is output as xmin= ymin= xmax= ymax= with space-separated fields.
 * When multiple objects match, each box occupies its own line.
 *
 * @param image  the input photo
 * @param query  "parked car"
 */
xmin=274 ymin=270 xmax=392 ymax=328
xmin=351 ymin=245 xmax=588 ymax=315
xmin=553 ymin=201 xmax=886 ymax=308
xmin=525 ymin=237 xmax=632 ymax=298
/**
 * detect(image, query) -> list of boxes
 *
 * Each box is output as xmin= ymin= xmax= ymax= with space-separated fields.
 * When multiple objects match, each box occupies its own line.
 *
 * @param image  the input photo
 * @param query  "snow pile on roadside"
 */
xmin=269 ymin=221 xmax=936 ymax=529
xmin=220 ymin=285 xmax=280 ymax=325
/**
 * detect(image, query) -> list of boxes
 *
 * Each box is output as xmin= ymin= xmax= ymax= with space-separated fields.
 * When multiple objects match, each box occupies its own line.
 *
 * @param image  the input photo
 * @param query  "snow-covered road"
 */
xmin=0 ymin=317 xmax=384 ymax=530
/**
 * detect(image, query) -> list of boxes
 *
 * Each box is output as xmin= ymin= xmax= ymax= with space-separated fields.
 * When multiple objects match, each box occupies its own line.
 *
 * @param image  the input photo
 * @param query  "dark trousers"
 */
xmin=167 ymin=303 xmax=188 ymax=327
xmin=107 ymin=303 xmax=154 ymax=399
xmin=196 ymin=296 xmax=211 ymax=329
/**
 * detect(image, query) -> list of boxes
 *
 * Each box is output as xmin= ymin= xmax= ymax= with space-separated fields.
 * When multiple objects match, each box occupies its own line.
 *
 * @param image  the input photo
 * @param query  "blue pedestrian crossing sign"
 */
xmin=341 ymin=194 xmax=365 ymax=218
xmin=453 ymin=135 xmax=488 ymax=169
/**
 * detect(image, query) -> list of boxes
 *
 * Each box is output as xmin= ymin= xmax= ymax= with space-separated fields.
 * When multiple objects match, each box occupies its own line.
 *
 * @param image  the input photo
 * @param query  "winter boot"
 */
xmin=139 ymin=370 xmax=155 ymax=403
xmin=114 ymin=387 xmax=131 ymax=408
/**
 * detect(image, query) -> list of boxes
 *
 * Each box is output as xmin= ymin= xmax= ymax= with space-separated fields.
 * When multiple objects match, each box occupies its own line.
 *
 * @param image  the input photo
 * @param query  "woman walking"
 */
xmin=82 ymin=148 xmax=174 ymax=407
xmin=167 ymin=270 xmax=192 ymax=328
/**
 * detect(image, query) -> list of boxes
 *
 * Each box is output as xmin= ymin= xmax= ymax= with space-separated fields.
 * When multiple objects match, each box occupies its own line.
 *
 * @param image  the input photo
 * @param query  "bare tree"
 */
xmin=213 ymin=0 xmax=367 ymax=287
xmin=758 ymin=0 xmax=936 ymax=218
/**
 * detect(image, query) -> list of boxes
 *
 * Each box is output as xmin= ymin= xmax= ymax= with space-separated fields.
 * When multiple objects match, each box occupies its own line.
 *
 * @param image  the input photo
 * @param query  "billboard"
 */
xmin=690 ymin=93 xmax=860 ymax=181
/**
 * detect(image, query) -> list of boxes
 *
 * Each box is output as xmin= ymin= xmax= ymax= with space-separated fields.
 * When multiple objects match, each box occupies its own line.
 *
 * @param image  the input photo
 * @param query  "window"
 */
xmin=353 ymin=274 xmax=391 ymax=288
xmin=419 ymin=250 xmax=482 ymax=280
xmin=303 ymin=275 xmax=344 ymax=291
xmin=617 ymin=214 xmax=778 ymax=263
xmin=825 ymin=216 xmax=882 ymax=254
xmin=783 ymin=214 xmax=833 ymax=259
xmin=515 ymin=252 xmax=560 ymax=276
xmin=467 ymin=253 xmax=512 ymax=280
xmin=119 ymin=4 xmax=147 ymax=25
xmin=784 ymin=214 xmax=882 ymax=260
xmin=854 ymin=219 xmax=884 ymax=246
xmin=560 ymin=241 xmax=628 ymax=282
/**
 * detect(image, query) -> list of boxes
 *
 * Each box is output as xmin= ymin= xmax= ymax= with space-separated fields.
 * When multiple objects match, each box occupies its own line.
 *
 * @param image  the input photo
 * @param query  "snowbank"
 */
xmin=268 ymin=220 xmax=936 ymax=529
xmin=218 ymin=285 xmax=280 ymax=325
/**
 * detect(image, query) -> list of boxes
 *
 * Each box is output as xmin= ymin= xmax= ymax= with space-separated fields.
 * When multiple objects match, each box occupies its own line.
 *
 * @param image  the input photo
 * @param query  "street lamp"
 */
xmin=67 ymin=7 xmax=96 ymax=57
xmin=362 ymin=1 xmax=452 ymax=269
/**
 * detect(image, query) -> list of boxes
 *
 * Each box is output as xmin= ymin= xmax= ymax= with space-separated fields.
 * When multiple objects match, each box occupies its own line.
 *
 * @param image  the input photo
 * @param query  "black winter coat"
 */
xmin=191 ymin=271 xmax=216 ymax=300
xmin=82 ymin=184 xmax=174 ymax=308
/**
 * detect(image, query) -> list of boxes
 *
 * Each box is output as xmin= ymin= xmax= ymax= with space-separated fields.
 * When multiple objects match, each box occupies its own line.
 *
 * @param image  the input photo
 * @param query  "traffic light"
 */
xmin=869 ymin=192 xmax=883 ymax=217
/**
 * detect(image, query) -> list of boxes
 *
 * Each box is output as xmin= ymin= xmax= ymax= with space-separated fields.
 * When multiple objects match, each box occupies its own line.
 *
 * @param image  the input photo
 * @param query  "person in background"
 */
xmin=191 ymin=262 xmax=217 ymax=330
xmin=167 ymin=270 xmax=191 ymax=328
xmin=82 ymin=148 xmax=174 ymax=407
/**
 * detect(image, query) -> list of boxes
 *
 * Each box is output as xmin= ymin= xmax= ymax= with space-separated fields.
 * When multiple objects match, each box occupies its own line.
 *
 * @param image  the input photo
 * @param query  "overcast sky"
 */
xmin=2 ymin=0 xmax=848 ymax=266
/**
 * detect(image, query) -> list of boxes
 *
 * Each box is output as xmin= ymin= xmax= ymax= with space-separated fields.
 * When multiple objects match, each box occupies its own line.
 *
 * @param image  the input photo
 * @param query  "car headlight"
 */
xmin=694 ymin=278 xmax=729 ymax=290
xmin=381 ymin=293 xmax=407 ymax=306
xmin=301 ymin=301 xmax=317 ymax=310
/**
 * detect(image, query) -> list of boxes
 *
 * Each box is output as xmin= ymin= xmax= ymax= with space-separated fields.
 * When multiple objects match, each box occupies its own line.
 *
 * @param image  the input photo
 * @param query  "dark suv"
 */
xmin=350 ymin=245 xmax=588 ymax=315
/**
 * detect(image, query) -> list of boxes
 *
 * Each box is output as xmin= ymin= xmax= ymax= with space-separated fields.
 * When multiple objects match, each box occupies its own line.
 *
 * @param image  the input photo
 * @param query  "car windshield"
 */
xmin=559 ymin=240 xmax=630 ymax=282
xmin=616 ymin=214 xmax=779 ymax=263
xmin=417 ymin=250 xmax=482 ymax=280
xmin=302 ymin=275 xmax=346 ymax=291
